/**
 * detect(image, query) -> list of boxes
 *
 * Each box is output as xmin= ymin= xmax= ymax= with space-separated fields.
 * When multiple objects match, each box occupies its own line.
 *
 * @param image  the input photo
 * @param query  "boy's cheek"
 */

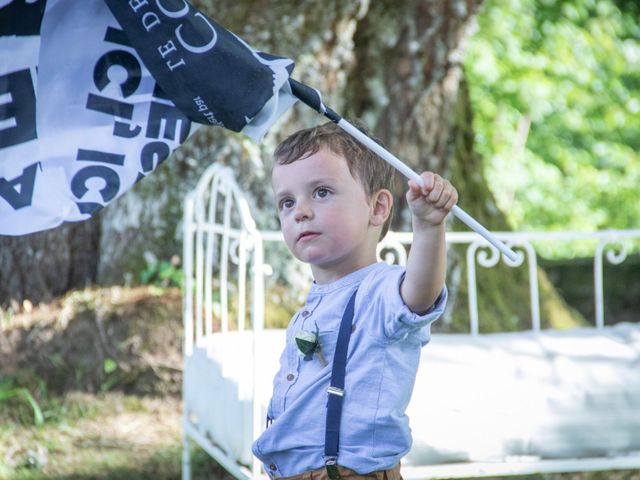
xmin=281 ymin=224 xmax=296 ymax=244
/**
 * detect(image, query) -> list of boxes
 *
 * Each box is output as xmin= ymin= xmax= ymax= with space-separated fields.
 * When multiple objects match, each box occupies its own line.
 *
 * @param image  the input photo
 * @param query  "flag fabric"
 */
xmin=103 ymin=0 xmax=297 ymax=138
xmin=0 ymin=0 xmax=297 ymax=236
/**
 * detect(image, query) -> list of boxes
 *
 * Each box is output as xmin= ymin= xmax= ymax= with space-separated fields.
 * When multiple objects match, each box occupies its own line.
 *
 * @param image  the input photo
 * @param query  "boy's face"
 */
xmin=272 ymin=147 xmax=379 ymax=283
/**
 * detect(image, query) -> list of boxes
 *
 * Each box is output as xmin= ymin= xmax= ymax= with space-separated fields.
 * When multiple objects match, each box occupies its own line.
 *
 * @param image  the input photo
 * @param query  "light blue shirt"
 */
xmin=252 ymin=262 xmax=447 ymax=477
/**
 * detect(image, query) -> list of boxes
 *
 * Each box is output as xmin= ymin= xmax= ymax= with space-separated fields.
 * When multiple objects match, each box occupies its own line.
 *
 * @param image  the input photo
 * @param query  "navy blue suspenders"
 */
xmin=324 ymin=288 xmax=358 ymax=479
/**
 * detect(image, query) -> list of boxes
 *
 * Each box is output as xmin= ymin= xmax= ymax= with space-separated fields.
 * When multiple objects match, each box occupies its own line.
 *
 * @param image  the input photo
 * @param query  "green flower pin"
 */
xmin=295 ymin=324 xmax=327 ymax=366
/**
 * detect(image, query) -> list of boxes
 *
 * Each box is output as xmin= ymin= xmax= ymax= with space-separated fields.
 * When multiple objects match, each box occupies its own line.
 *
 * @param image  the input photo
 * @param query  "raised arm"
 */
xmin=400 ymin=172 xmax=458 ymax=314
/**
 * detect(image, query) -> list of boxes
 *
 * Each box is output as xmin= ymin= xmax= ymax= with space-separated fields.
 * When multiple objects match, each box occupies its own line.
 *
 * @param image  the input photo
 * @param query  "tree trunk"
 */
xmin=0 ymin=217 xmax=100 ymax=309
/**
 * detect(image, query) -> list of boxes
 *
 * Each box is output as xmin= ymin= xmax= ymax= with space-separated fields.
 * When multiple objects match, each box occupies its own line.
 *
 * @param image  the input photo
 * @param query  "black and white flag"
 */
xmin=0 ymin=0 xmax=297 ymax=236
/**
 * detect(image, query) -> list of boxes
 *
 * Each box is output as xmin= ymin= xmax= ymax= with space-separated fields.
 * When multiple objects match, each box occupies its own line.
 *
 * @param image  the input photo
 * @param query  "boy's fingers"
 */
xmin=407 ymin=180 xmax=422 ymax=199
xmin=409 ymin=173 xmax=457 ymax=211
xmin=436 ymin=194 xmax=454 ymax=210
xmin=442 ymin=188 xmax=459 ymax=211
xmin=420 ymin=172 xmax=436 ymax=193
xmin=427 ymin=180 xmax=444 ymax=203
xmin=428 ymin=182 xmax=457 ymax=210
xmin=434 ymin=195 xmax=448 ymax=209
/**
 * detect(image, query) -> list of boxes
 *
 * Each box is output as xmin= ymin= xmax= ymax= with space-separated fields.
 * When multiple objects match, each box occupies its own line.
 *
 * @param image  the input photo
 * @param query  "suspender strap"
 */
xmin=324 ymin=289 xmax=358 ymax=479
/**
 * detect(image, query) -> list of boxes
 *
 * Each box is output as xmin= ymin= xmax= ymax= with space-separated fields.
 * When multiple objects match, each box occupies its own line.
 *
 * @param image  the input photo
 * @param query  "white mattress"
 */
xmin=184 ymin=323 xmax=640 ymax=470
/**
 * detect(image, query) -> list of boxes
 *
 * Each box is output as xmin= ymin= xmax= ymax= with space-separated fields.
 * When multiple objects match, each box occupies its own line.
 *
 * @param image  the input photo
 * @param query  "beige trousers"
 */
xmin=277 ymin=463 xmax=402 ymax=480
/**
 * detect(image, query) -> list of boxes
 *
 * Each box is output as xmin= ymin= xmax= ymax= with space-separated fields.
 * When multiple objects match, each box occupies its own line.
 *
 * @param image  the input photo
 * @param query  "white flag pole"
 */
xmin=337 ymin=119 xmax=518 ymax=262
xmin=287 ymin=79 xmax=518 ymax=262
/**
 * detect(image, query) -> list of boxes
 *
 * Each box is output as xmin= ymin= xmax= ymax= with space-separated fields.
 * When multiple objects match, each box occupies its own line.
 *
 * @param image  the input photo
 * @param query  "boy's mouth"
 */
xmin=298 ymin=231 xmax=320 ymax=241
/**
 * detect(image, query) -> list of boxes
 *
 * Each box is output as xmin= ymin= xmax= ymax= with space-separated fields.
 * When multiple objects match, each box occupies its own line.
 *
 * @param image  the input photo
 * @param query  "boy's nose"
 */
xmin=294 ymin=201 xmax=313 ymax=222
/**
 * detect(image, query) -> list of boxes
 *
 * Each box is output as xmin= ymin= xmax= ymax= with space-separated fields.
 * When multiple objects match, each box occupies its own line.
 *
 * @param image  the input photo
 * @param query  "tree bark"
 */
xmin=0 ymin=216 xmax=100 ymax=309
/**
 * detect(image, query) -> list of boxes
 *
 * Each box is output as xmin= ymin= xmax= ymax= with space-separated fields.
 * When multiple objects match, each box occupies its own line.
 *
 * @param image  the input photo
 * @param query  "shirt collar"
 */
xmin=308 ymin=262 xmax=383 ymax=296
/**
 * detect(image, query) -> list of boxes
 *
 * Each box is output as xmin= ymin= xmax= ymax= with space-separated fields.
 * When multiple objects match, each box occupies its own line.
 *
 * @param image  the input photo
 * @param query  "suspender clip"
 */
xmin=327 ymin=386 xmax=344 ymax=397
xmin=324 ymin=457 xmax=340 ymax=479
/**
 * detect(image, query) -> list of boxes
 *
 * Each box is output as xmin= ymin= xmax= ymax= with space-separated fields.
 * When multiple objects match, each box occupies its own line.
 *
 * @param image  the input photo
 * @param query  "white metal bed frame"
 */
xmin=182 ymin=163 xmax=640 ymax=479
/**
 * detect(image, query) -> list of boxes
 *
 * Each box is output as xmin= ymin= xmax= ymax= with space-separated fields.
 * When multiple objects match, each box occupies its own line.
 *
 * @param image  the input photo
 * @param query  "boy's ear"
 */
xmin=369 ymin=189 xmax=393 ymax=227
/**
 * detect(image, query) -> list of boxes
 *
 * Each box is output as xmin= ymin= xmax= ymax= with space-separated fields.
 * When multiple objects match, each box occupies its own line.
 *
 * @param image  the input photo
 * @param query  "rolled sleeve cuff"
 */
xmin=423 ymin=288 xmax=447 ymax=316
xmin=386 ymin=280 xmax=448 ymax=341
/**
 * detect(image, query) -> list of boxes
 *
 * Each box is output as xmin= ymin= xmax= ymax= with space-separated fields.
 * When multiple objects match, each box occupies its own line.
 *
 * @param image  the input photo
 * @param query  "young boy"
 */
xmin=252 ymin=121 xmax=458 ymax=480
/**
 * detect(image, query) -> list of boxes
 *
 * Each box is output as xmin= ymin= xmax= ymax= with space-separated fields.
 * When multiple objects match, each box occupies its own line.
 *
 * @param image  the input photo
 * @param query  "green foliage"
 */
xmin=103 ymin=358 xmax=118 ymax=375
xmin=100 ymin=358 xmax=124 ymax=392
xmin=464 ymin=0 xmax=640 ymax=256
xmin=140 ymin=256 xmax=184 ymax=288
xmin=0 ymin=378 xmax=43 ymax=426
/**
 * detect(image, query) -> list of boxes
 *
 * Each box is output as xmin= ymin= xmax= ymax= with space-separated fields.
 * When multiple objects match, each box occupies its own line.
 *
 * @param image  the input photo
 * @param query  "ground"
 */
xmin=0 ymin=286 xmax=229 ymax=479
xmin=0 ymin=392 xmax=231 ymax=479
xmin=1 ymin=286 xmax=639 ymax=480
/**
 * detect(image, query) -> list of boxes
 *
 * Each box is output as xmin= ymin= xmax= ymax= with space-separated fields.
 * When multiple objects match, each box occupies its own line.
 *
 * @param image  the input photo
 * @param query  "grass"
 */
xmin=0 ymin=379 xmax=43 ymax=427
xmin=0 ymin=392 xmax=229 ymax=480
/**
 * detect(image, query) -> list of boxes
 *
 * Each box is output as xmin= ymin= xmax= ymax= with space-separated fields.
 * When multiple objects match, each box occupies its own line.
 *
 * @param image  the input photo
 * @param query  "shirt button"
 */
xmin=269 ymin=464 xmax=277 ymax=471
xmin=286 ymin=373 xmax=295 ymax=381
xmin=302 ymin=310 xmax=310 ymax=317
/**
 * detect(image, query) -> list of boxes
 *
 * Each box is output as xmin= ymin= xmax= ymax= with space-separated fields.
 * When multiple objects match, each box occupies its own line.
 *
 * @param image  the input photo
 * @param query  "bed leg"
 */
xmin=182 ymin=434 xmax=191 ymax=480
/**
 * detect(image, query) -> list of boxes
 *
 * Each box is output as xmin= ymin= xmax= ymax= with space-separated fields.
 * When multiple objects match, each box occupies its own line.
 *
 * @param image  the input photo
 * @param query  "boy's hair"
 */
xmin=273 ymin=121 xmax=399 ymax=239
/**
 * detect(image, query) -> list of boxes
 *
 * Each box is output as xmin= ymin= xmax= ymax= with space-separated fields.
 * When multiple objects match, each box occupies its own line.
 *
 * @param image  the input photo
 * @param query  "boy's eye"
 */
xmin=280 ymin=198 xmax=294 ymax=210
xmin=314 ymin=188 xmax=330 ymax=199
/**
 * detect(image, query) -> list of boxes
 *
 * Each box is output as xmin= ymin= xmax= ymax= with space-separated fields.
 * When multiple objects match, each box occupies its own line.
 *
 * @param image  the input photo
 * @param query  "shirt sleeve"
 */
xmin=361 ymin=265 xmax=448 ymax=343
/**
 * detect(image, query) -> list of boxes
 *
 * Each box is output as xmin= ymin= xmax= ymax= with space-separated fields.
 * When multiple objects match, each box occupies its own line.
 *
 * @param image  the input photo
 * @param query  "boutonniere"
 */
xmin=295 ymin=323 xmax=326 ymax=366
